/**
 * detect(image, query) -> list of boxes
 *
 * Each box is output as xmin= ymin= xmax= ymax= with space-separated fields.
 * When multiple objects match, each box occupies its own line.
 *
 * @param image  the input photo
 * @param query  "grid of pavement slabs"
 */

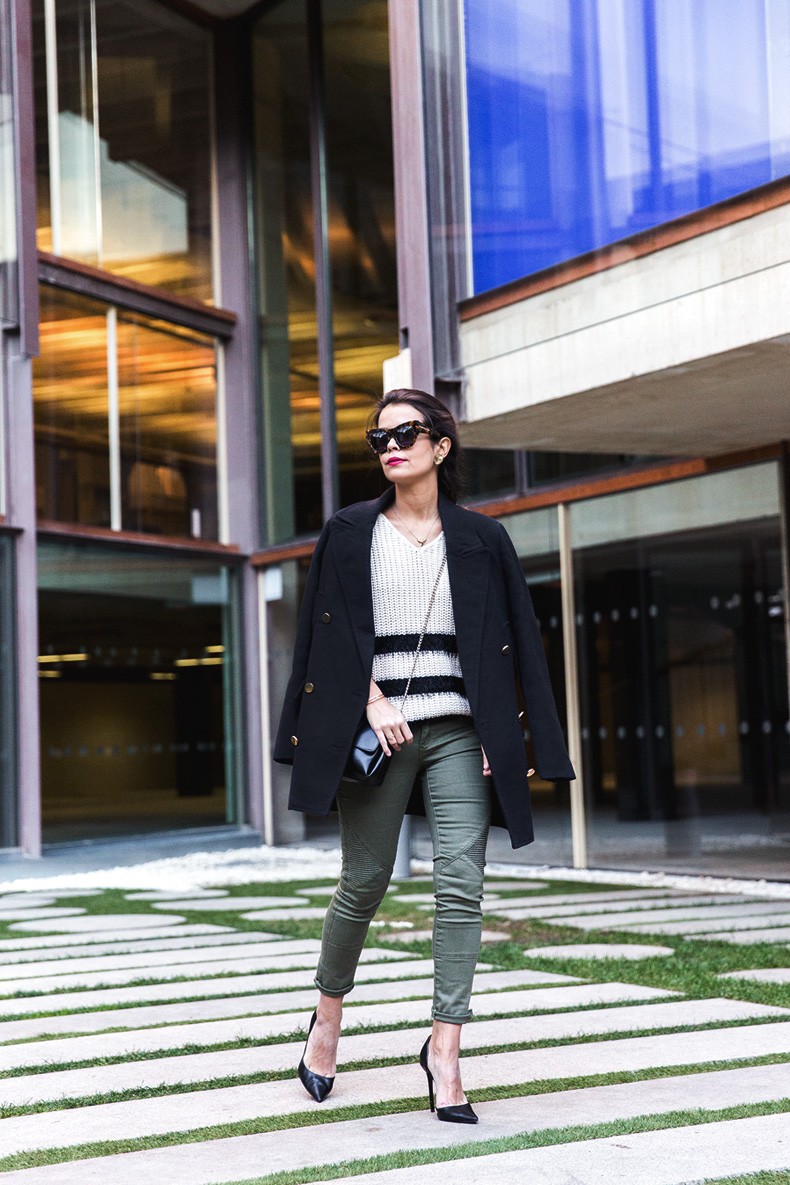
xmin=0 ymin=876 xmax=785 ymax=1183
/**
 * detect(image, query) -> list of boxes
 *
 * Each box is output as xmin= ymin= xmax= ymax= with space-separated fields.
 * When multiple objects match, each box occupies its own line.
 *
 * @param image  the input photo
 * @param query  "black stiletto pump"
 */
xmin=419 ymin=1037 xmax=478 ymax=1124
xmin=298 ymin=1011 xmax=335 ymax=1102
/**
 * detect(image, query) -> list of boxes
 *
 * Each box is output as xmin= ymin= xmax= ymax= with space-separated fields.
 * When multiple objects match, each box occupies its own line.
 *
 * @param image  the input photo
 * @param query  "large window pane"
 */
xmin=323 ymin=0 xmax=398 ymax=513
xmin=252 ymin=0 xmax=314 ymax=541
xmin=34 ymin=286 xmax=220 ymax=537
xmin=117 ymin=316 xmax=218 ymax=539
xmin=34 ymin=286 xmax=111 ymax=527
xmin=33 ymin=0 xmax=213 ymax=302
xmin=464 ymin=0 xmax=790 ymax=292
xmin=38 ymin=541 xmax=241 ymax=842
xmin=252 ymin=0 xmax=398 ymax=541
xmin=573 ymin=466 xmax=790 ymax=877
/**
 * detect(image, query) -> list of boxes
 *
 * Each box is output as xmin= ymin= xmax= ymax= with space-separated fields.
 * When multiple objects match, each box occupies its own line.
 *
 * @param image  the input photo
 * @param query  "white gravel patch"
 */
xmin=0 ymin=846 xmax=786 ymax=898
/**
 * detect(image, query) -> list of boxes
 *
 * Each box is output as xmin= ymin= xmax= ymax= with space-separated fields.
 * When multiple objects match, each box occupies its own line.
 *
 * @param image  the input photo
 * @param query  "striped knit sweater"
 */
xmin=370 ymin=513 xmax=471 ymax=722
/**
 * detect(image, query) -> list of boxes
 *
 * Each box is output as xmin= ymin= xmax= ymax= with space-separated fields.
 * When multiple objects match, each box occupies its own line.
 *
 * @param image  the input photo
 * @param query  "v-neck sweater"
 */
xmin=370 ymin=513 xmax=471 ymax=722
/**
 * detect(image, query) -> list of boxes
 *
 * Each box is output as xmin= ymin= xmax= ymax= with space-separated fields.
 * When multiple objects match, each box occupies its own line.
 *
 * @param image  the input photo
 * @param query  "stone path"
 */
xmin=0 ymin=875 xmax=785 ymax=1183
xmin=495 ymin=885 xmax=790 ymax=943
xmin=0 ymin=976 xmax=668 ymax=1052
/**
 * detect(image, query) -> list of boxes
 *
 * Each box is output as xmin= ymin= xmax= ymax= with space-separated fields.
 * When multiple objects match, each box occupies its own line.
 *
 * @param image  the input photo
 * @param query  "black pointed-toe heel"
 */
xmin=418 ymin=1037 xmax=478 ymax=1124
xmin=298 ymin=1010 xmax=335 ymax=1103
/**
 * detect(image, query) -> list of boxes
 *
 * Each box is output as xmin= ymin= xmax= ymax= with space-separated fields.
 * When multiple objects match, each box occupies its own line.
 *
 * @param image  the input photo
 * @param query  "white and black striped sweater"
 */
xmin=370 ymin=514 xmax=471 ymax=722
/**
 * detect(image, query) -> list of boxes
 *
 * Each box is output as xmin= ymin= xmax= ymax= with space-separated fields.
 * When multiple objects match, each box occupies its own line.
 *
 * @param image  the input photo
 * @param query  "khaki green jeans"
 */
xmin=315 ymin=715 xmax=492 ymax=1023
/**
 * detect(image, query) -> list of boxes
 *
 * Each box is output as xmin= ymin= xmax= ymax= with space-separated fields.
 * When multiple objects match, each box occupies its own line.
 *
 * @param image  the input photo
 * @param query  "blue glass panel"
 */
xmin=464 ymin=0 xmax=790 ymax=294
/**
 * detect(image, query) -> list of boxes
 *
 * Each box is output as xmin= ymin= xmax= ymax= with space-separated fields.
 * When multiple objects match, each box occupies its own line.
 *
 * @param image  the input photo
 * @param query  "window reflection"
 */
xmin=117 ymin=316 xmax=218 ymax=538
xmin=33 ymin=286 xmax=219 ymax=537
xmin=37 ymin=541 xmax=239 ymax=842
xmin=34 ymin=287 xmax=112 ymax=527
xmin=253 ymin=0 xmax=398 ymax=540
xmin=464 ymin=0 xmax=790 ymax=292
xmin=33 ymin=0 xmax=213 ymax=302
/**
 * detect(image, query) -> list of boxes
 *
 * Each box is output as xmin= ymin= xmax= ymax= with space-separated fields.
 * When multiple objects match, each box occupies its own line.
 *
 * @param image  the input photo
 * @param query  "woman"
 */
xmin=274 ymin=389 xmax=574 ymax=1122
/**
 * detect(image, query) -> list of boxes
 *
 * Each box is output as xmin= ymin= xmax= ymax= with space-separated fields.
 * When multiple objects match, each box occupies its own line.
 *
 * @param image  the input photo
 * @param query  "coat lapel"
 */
xmin=440 ymin=495 xmax=490 ymax=712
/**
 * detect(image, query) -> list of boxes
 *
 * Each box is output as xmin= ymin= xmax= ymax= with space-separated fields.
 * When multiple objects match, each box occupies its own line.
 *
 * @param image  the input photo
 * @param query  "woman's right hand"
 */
xmin=366 ymin=697 xmax=413 ymax=756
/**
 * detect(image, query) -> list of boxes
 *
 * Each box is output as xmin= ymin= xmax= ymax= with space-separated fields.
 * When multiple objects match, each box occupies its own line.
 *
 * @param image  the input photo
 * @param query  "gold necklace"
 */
xmin=392 ymin=505 xmax=440 ymax=547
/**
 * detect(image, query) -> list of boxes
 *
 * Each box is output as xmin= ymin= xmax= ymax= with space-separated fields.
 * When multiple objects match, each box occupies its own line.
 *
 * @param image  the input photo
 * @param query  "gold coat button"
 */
xmin=501 ymin=644 xmax=511 ymax=655
xmin=321 ymin=611 xmax=332 ymax=623
xmin=304 ymin=682 xmax=314 ymax=693
xmin=290 ymin=735 xmax=298 ymax=746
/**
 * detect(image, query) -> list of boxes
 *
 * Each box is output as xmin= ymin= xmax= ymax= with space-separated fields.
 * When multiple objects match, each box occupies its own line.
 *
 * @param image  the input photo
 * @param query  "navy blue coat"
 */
xmin=273 ymin=488 xmax=574 ymax=848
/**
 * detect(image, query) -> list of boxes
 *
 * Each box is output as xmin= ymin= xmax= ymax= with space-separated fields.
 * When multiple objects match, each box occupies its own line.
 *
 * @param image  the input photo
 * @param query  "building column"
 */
xmin=213 ymin=22 xmax=265 ymax=839
xmin=7 ymin=0 xmax=41 ymax=855
xmin=388 ymin=0 xmax=435 ymax=392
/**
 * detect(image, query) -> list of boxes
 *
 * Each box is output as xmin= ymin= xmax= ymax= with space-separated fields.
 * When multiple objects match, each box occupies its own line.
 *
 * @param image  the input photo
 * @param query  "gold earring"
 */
xmin=434 ymin=455 xmax=443 ymax=465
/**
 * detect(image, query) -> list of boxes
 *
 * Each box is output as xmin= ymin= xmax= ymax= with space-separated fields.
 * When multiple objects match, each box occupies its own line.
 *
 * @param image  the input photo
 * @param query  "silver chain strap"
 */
xmin=399 ymin=554 xmax=448 ymax=711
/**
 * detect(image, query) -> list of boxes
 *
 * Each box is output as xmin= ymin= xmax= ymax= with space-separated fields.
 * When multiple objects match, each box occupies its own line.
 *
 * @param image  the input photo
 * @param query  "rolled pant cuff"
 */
xmin=314 ymin=975 xmax=354 ymax=998
xmin=431 ymin=1008 xmax=473 ymax=1024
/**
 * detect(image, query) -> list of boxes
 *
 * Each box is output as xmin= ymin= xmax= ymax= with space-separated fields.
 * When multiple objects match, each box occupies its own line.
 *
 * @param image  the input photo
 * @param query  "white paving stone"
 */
xmin=241 ymin=907 xmax=329 ymax=921
xmin=706 ymin=926 xmax=790 ymax=944
xmin=484 ymin=881 xmax=549 ymax=891
xmin=0 ymin=1022 xmax=787 ymax=1156
xmin=558 ymin=901 xmax=790 ymax=930
xmin=487 ymin=893 xmax=753 ymax=920
xmin=0 ymin=945 xmax=411 ymax=996
xmin=0 ymin=896 xmax=57 ymax=908
xmin=720 ymin=967 xmax=790 ymax=985
xmin=124 ymin=890 xmax=229 ymax=901
xmin=9 ymin=914 xmax=186 ymax=934
xmin=0 ymin=939 xmax=352 ymax=985
xmin=524 ymin=943 xmax=675 ymax=960
xmin=625 ymin=912 xmax=790 ymax=935
xmin=6 ymin=1064 xmax=786 ymax=1185
xmin=0 ymin=931 xmax=278 ymax=966
xmin=307 ymin=1114 xmax=790 ymax=1185
xmin=0 ymin=998 xmax=780 ymax=1103
xmin=0 ymin=908 xmax=85 ymax=922
xmin=0 ymin=956 xmax=510 ymax=1016
xmin=0 ymin=976 xmax=625 ymax=1052
xmin=150 ymin=896 xmax=304 ymax=911
xmin=0 ymin=925 xmax=231 ymax=951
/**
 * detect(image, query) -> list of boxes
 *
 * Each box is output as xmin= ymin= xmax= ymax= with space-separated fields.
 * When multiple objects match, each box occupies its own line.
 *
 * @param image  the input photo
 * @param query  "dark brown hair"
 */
xmin=371 ymin=388 xmax=465 ymax=503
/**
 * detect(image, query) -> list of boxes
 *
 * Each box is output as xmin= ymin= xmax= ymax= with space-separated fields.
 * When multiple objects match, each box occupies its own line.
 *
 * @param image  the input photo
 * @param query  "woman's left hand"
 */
xmin=481 ymin=747 xmax=491 ymax=776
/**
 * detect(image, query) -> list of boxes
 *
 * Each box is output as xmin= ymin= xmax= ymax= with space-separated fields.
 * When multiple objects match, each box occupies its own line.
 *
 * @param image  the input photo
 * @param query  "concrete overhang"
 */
xmin=458 ymin=197 xmax=790 ymax=458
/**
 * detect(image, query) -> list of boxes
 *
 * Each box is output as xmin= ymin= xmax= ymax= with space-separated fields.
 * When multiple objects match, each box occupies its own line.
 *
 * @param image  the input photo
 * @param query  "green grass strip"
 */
xmin=0 ymin=1055 xmax=788 ymax=1171
xmin=701 ymin=1174 xmax=790 ymax=1185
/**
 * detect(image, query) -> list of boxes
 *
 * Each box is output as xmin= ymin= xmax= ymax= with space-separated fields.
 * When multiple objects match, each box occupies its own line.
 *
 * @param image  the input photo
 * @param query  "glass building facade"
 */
xmin=464 ymin=0 xmax=790 ymax=292
xmin=0 ymin=0 xmax=788 ymax=876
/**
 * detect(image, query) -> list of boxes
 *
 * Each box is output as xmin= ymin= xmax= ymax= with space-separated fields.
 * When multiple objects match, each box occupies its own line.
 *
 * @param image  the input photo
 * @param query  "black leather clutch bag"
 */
xmin=342 ymin=718 xmax=391 ymax=785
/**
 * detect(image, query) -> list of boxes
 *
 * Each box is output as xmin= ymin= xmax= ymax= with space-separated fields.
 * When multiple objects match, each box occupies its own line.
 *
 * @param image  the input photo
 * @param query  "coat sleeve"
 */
xmin=272 ymin=520 xmax=332 ymax=764
xmin=497 ymin=523 xmax=576 ymax=781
